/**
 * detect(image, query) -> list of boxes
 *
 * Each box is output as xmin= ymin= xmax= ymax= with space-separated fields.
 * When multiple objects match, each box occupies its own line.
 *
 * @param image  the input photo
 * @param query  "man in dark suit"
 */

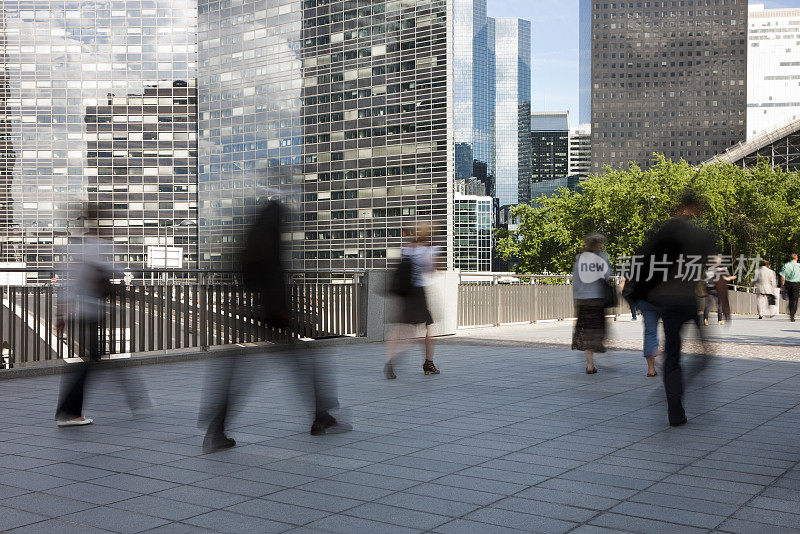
xmin=632 ymin=190 xmax=726 ymax=427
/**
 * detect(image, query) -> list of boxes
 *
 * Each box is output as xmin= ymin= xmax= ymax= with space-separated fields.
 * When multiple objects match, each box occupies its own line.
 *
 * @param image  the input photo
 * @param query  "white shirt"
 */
xmin=402 ymin=245 xmax=435 ymax=287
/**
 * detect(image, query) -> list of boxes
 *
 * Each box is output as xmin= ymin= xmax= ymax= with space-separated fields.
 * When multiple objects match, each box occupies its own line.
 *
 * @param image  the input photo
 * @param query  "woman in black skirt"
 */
xmin=571 ymin=233 xmax=613 ymax=374
xmin=385 ymin=224 xmax=440 ymax=378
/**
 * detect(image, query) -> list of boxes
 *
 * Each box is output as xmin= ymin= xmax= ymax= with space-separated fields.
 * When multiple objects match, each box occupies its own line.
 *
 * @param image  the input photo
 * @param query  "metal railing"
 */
xmin=0 ymin=269 xmax=364 ymax=369
xmin=457 ymin=273 xmax=784 ymax=328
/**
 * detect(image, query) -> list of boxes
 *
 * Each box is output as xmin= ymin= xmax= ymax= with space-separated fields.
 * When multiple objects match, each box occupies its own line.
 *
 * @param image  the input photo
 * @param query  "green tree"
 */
xmin=496 ymin=157 xmax=800 ymax=276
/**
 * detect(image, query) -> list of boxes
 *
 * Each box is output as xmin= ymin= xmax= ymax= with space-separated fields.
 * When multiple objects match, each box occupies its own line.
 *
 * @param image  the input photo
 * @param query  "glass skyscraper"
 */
xmin=198 ymin=0 xmax=450 ymax=271
xmin=453 ymin=0 xmax=492 ymax=194
xmin=578 ymin=0 xmax=591 ymax=126
xmin=530 ymin=111 xmax=569 ymax=182
xmin=492 ymin=17 xmax=531 ymax=207
xmin=0 ymin=1 xmax=198 ymax=269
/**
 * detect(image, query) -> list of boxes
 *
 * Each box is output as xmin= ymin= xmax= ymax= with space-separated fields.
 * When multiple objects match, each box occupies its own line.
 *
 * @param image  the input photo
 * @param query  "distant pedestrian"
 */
xmin=571 ymin=233 xmax=613 ymax=374
xmin=634 ymin=190 xmax=723 ymax=427
xmin=385 ymin=224 xmax=440 ymax=379
xmin=779 ymin=253 xmax=800 ymax=322
xmin=754 ymin=259 xmax=778 ymax=319
xmin=621 ymin=271 xmax=660 ymax=377
xmin=702 ymin=255 xmax=737 ymax=326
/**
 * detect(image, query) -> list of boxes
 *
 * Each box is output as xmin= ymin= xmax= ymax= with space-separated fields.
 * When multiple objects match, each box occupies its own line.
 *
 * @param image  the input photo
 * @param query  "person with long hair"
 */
xmin=385 ymin=224 xmax=440 ymax=378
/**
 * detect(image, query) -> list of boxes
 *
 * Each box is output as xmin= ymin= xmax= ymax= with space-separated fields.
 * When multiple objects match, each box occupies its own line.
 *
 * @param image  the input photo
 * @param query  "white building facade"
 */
xmin=748 ymin=4 xmax=800 ymax=140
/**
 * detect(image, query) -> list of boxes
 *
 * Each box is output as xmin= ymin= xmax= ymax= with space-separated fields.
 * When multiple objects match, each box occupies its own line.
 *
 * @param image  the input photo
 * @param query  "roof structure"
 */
xmin=704 ymin=117 xmax=800 ymax=171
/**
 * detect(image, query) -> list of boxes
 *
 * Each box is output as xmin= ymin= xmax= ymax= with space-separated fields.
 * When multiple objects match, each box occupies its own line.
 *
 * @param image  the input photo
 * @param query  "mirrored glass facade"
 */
xmin=198 ymin=0 xmax=450 ymax=271
xmin=0 ymin=1 xmax=198 ymax=269
xmin=492 ymin=17 xmax=531 ymax=207
xmin=453 ymin=193 xmax=491 ymax=272
xmin=453 ymin=0 xmax=492 ymax=194
xmin=530 ymin=111 xmax=570 ymax=182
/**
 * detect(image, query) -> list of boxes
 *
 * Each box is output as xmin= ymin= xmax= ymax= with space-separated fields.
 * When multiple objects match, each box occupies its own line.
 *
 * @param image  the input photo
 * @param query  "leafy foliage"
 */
xmin=496 ymin=157 xmax=800 ymax=275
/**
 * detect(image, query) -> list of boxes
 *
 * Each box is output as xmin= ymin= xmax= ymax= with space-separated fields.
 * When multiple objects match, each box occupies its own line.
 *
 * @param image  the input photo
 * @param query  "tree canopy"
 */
xmin=496 ymin=157 xmax=800 ymax=275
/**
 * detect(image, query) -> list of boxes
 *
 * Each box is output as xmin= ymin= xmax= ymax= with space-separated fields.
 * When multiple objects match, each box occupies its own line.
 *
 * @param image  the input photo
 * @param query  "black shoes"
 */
xmin=384 ymin=362 xmax=397 ymax=379
xmin=669 ymin=417 xmax=688 ymax=427
xmin=310 ymin=414 xmax=352 ymax=436
xmin=203 ymin=432 xmax=236 ymax=452
xmin=423 ymin=360 xmax=440 ymax=375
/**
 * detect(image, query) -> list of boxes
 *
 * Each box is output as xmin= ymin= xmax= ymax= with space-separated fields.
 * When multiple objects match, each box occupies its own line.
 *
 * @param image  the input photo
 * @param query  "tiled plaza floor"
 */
xmin=1 ymin=338 xmax=799 ymax=533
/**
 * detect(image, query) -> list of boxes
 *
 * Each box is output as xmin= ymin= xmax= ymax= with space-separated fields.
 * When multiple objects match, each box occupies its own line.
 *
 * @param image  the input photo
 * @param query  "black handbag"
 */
xmin=602 ymin=278 xmax=618 ymax=309
xmin=389 ymin=256 xmax=413 ymax=297
xmin=767 ymin=294 xmax=777 ymax=306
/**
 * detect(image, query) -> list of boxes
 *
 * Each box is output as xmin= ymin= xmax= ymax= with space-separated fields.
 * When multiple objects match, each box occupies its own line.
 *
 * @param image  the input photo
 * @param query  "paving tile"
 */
xmin=227 ymin=498 xmax=330 ymax=525
xmin=45 ymin=482 xmax=141 ymax=505
xmin=61 ymin=507 xmax=170 ymax=534
xmin=7 ymin=518 xmax=114 ymax=534
xmin=466 ymin=507 xmax=577 ymax=534
xmin=344 ymin=502 xmax=450 ymax=530
xmin=152 ymin=484 xmax=250 ymax=508
xmin=610 ymin=500 xmax=726 ymax=529
xmin=192 ymin=475 xmax=283 ymax=497
xmin=91 ymin=474 xmax=179 ymax=494
xmin=591 ymin=512 xmax=709 ymax=534
xmin=111 ymin=495 xmax=213 ymax=521
xmin=183 ymin=510 xmax=291 ymax=534
xmin=376 ymin=491 xmax=481 ymax=518
xmin=265 ymin=488 xmax=364 ymax=513
xmin=305 ymin=514 xmax=419 ymax=534
xmin=0 ymin=508 xmax=49 ymax=531
xmin=493 ymin=496 xmax=599 ymax=523
xmin=4 ymin=492 xmax=96 ymax=517
xmin=733 ymin=506 xmax=800 ymax=528
xmin=433 ymin=518 xmax=532 ymax=534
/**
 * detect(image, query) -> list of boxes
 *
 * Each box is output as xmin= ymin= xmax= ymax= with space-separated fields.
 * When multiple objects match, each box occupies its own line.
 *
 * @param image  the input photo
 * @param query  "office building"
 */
xmin=454 ymin=0 xmax=493 ymax=193
xmin=569 ymin=124 xmax=592 ymax=176
xmin=747 ymin=4 xmax=800 ymax=140
xmin=453 ymin=193 xmax=492 ymax=272
xmin=84 ymin=83 xmax=198 ymax=267
xmin=530 ymin=111 xmax=569 ymax=182
xmin=198 ymin=0 xmax=450 ymax=271
xmin=590 ymin=1 xmax=748 ymax=173
xmin=492 ymin=17 xmax=532 ymax=206
xmin=578 ymin=0 xmax=591 ymax=126
xmin=530 ymin=175 xmax=581 ymax=199
xmin=0 ymin=0 xmax=198 ymax=269
xmin=705 ymin=117 xmax=800 ymax=171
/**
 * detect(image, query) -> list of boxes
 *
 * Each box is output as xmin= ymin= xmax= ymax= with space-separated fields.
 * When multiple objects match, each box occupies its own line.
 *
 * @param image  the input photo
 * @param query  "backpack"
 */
xmin=390 ymin=255 xmax=413 ymax=297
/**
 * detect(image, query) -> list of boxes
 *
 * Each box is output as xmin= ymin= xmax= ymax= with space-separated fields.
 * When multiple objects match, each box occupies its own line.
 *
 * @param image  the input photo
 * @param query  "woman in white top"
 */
xmin=385 ymin=224 xmax=440 ymax=379
xmin=754 ymin=259 xmax=778 ymax=319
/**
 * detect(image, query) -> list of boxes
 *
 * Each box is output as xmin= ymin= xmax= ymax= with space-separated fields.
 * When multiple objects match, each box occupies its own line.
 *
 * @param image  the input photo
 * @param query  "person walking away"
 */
xmin=702 ymin=255 xmax=737 ymax=326
xmin=55 ymin=204 xmax=149 ymax=427
xmin=754 ymin=260 xmax=778 ymax=319
xmin=385 ymin=224 xmax=440 ymax=378
xmin=571 ymin=233 xmax=613 ymax=374
xmin=780 ymin=253 xmax=800 ymax=321
xmin=633 ymin=190 xmax=724 ymax=427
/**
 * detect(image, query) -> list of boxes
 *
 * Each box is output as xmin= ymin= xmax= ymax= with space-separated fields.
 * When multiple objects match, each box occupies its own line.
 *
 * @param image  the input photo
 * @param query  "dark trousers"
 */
xmin=56 ymin=319 xmax=99 ymax=419
xmin=623 ymin=296 xmax=637 ymax=319
xmin=786 ymin=281 xmax=800 ymax=319
xmin=660 ymin=304 xmax=699 ymax=425
xmin=702 ymin=292 xmax=722 ymax=322
xmin=200 ymin=344 xmax=339 ymax=437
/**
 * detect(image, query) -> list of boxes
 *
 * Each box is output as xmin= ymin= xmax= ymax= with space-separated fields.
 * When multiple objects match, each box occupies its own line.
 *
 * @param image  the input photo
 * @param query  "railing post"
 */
xmin=494 ymin=275 xmax=501 ymax=326
xmin=199 ymin=271 xmax=208 ymax=351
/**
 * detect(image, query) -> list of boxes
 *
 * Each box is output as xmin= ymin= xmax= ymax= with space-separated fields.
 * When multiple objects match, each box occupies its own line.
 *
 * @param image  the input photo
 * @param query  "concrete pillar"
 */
xmin=363 ymin=270 xmax=459 ymax=342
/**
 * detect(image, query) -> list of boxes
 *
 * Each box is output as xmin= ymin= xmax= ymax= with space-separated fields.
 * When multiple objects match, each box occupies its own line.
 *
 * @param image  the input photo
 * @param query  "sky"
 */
xmin=487 ymin=0 xmax=800 ymax=128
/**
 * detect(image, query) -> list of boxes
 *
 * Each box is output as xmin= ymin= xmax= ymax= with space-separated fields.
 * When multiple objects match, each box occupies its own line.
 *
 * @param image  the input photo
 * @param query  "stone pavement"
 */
xmin=1 ymin=338 xmax=799 ymax=533
xmin=455 ymin=315 xmax=800 ymax=362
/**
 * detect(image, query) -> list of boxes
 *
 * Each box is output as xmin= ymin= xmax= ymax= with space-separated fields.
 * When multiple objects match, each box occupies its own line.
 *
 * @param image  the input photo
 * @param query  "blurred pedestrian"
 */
xmin=200 ymin=197 xmax=349 ymax=451
xmin=779 ymin=253 xmax=800 ymax=321
xmin=633 ymin=190 xmax=723 ymax=427
xmin=620 ymin=275 xmax=638 ymax=321
xmin=754 ymin=259 xmax=778 ymax=319
xmin=55 ymin=203 xmax=150 ymax=427
xmin=571 ymin=233 xmax=613 ymax=374
xmin=702 ymin=255 xmax=737 ymax=326
xmin=385 ymin=224 xmax=440 ymax=379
